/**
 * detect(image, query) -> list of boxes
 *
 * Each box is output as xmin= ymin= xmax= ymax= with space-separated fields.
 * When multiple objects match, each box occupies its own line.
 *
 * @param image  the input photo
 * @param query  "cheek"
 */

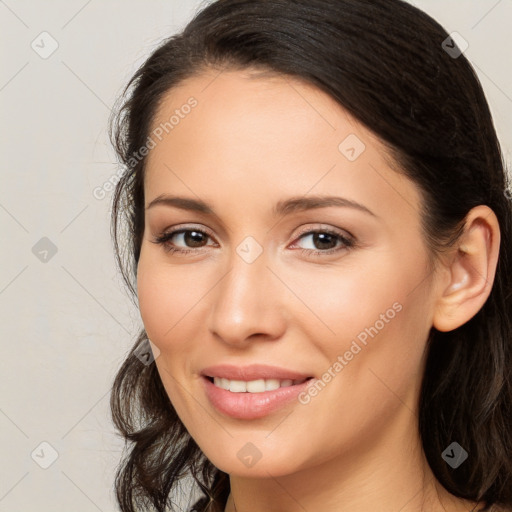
xmin=275 ymin=255 xmax=411 ymax=345
xmin=326 ymin=272 xmax=431 ymax=415
xmin=283 ymin=250 xmax=432 ymax=391
xmin=136 ymin=250 xmax=219 ymax=365
xmin=136 ymin=259 xmax=165 ymax=342
xmin=136 ymin=254 xmax=193 ymax=346
xmin=136 ymin=258 xmax=201 ymax=408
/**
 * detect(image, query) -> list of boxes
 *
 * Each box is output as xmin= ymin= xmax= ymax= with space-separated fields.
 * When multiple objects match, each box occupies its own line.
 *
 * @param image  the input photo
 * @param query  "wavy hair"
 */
xmin=108 ymin=0 xmax=512 ymax=510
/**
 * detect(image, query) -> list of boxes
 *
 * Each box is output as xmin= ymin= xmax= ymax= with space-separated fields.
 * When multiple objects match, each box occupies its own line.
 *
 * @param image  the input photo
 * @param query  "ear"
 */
xmin=432 ymin=205 xmax=501 ymax=332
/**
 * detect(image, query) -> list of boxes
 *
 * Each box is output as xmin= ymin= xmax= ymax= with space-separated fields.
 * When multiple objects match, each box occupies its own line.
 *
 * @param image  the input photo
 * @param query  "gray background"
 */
xmin=1 ymin=1 xmax=511 ymax=511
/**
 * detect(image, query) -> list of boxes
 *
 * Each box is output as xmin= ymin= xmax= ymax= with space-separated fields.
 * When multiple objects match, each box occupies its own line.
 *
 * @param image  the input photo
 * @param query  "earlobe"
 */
xmin=432 ymin=205 xmax=500 ymax=333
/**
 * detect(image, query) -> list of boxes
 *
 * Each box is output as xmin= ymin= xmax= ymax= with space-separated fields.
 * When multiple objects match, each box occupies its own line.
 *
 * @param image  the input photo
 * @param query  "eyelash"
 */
xmin=151 ymin=225 xmax=355 ymax=257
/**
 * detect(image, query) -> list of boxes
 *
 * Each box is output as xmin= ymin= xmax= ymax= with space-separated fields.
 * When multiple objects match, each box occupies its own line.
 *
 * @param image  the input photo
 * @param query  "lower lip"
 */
xmin=202 ymin=376 xmax=314 ymax=420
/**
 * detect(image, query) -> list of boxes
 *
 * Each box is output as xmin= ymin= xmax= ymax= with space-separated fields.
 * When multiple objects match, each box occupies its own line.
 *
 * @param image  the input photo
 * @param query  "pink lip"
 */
xmin=200 ymin=363 xmax=313 ymax=381
xmin=202 ymin=376 xmax=314 ymax=419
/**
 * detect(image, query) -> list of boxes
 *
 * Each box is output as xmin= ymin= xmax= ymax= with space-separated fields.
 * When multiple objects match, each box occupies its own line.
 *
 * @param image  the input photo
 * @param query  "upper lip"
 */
xmin=201 ymin=364 xmax=313 ymax=381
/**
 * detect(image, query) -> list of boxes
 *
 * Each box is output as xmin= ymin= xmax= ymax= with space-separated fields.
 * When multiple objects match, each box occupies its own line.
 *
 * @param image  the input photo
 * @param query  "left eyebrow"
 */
xmin=273 ymin=195 xmax=377 ymax=218
xmin=145 ymin=194 xmax=377 ymax=218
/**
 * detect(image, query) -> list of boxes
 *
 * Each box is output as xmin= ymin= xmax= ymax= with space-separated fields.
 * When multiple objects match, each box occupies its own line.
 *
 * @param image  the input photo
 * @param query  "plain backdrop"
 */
xmin=1 ymin=1 xmax=511 ymax=511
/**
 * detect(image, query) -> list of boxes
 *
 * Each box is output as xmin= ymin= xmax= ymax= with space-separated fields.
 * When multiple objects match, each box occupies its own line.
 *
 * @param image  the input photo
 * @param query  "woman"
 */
xmin=108 ymin=0 xmax=512 ymax=511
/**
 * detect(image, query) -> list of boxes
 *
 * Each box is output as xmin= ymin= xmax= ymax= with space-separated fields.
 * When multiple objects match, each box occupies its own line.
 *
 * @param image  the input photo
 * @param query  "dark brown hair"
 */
xmin=108 ymin=0 xmax=512 ymax=510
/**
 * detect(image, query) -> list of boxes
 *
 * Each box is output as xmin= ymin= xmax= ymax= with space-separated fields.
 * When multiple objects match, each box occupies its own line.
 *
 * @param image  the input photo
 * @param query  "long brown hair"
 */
xmin=109 ymin=1 xmax=512 ymax=510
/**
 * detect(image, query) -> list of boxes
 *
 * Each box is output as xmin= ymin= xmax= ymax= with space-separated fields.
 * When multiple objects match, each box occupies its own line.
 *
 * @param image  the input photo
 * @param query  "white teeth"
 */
xmin=247 ymin=379 xmax=266 ymax=392
xmin=264 ymin=379 xmax=281 ymax=391
xmin=212 ymin=377 xmax=307 ymax=393
xmin=228 ymin=380 xmax=246 ymax=393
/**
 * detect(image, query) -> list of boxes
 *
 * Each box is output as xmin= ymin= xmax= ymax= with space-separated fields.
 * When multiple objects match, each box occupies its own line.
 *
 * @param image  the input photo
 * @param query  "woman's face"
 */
xmin=137 ymin=68 xmax=441 ymax=477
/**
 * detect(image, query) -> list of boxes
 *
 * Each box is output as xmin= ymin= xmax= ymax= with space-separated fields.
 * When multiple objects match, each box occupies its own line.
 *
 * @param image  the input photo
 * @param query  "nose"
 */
xmin=208 ymin=245 xmax=287 ymax=347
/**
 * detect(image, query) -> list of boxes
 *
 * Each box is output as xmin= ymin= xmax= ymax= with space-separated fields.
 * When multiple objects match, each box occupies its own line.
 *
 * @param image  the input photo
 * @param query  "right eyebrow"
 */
xmin=146 ymin=195 xmax=213 ymax=214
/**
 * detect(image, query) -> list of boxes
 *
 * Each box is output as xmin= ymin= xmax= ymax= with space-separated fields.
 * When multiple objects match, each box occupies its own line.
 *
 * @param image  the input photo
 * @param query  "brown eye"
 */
xmin=292 ymin=229 xmax=355 ymax=256
xmin=180 ymin=230 xmax=209 ymax=247
xmin=152 ymin=227 xmax=216 ymax=254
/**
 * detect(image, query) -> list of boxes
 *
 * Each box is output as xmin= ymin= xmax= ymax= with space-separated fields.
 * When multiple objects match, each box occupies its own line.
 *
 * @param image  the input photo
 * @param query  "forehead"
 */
xmin=143 ymin=68 xmax=421 ymax=227
xmin=149 ymin=67 xmax=386 ymax=148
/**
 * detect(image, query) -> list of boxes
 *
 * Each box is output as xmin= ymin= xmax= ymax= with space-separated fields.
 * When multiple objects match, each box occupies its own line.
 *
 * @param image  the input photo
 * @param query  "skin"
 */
xmin=136 ymin=68 xmax=500 ymax=512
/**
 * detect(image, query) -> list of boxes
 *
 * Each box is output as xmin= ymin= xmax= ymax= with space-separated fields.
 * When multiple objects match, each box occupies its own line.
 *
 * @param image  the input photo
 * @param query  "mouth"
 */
xmin=201 ymin=374 xmax=316 ymax=420
xmin=204 ymin=375 xmax=314 ymax=393
xmin=199 ymin=364 xmax=316 ymax=418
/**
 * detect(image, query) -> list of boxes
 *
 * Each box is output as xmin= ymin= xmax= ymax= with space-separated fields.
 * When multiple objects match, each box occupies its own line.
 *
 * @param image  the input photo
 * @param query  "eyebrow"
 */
xmin=146 ymin=194 xmax=377 ymax=218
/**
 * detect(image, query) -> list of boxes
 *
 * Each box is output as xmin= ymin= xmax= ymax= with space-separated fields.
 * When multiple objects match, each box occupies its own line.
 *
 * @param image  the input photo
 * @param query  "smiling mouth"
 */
xmin=205 ymin=375 xmax=314 ymax=393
